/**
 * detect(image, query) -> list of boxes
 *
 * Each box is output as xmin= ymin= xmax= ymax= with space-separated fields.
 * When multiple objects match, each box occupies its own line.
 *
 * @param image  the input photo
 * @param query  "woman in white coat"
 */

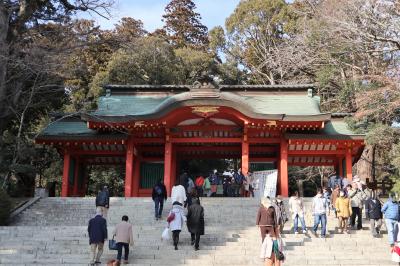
xmin=171 ymin=179 xmax=187 ymax=206
xmin=168 ymin=201 xmax=186 ymax=250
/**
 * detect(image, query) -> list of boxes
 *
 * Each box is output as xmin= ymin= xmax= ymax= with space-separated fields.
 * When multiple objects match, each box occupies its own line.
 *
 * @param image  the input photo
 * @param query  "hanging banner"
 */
xmin=252 ymin=170 xmax=278 ymax=199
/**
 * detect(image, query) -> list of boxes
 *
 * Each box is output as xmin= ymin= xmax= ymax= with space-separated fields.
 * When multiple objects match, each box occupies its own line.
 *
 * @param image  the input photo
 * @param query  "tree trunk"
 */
xmin=0 ymin=4 xmax=10 ymax=132
xmin=356 ymin=145 xmax=374 ymax=183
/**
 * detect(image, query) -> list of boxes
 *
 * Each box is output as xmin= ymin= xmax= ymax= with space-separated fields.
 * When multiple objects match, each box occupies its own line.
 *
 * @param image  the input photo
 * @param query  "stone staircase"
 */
xmin=1 ymin=197 xmax=396 ymax=265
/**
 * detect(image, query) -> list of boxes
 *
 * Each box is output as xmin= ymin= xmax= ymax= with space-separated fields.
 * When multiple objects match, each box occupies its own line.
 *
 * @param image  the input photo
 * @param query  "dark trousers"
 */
xmin=233 ymin=184 xmax=241 ymax=197
xmin=350 ymin=207 xmax=362 ymax=229
xmin=196 ymin=186 xmax=203 ymax=197
xmin=172 ymin=230 xmax=181 ymax=247
xmin=154 ymin=197 xmax=164 ymax=218
xmin=223 ymin=185 xmax=229 ymax=197
xmin=191 ymin=232 xmax=201 ymax=248
xmin=116 ymin=242 xmax=129 ymax=261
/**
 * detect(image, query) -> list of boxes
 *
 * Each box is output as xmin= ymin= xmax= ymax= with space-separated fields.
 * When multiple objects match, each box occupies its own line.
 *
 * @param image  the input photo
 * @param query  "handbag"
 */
xmin=161 ymin=227 xmax=170 ymax=241
xmin=273 ymin=240 xmax=285 ymax=261
xmin=108 ymin=236 xmax=118 ymax=250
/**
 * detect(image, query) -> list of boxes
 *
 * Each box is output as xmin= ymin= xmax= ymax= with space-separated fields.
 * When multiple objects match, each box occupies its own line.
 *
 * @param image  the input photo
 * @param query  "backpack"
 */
xmin=155 ymin=185 xmax=163 ymax=196
xmin=195 ymin=177 xmax=205 ymax=187
xmin=167 ymin=212 xmax=175 ymax=223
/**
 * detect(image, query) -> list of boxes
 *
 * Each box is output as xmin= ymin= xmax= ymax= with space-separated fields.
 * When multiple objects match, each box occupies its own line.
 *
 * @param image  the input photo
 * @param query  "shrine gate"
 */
xmin=36 ymin=82 xmax=365 ymax=197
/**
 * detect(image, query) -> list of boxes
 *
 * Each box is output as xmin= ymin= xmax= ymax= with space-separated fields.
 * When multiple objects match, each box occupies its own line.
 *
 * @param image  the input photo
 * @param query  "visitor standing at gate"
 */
xmin=222 ymin=171 xmax=232 ymax=197
xmin=88 ymin=208 xmax=108 ymax=265
xmin=152 ymin=179 xmax=167 ymax=220
xmin=381 ymin=193 xmax=399 ymax=248
xmin=187 ymin=198 xmax=204 ymax=251
xmin=195 ymin=176 xmax=205 ymax=197
xmin=96 ymin=186 xmax=110 ymax=219
xmin=168 ymin=201 xmax=186 ymax=250
xmin=112 ymin=215 xmax=134 ymax=265
xmin=233 ymin=168 xmax=245 ymax=197
xmin=311 ymin=188 xmax=329 ymax=238
xmin=203 ymin=176 xmax=211 ymax=197
xmin=288 ymin=191 xmax=307 ymax=234
xmin=171 ymin=179 xmax=187 ymax=206
xmin=209 ymin=170 xmax=219 ymax=197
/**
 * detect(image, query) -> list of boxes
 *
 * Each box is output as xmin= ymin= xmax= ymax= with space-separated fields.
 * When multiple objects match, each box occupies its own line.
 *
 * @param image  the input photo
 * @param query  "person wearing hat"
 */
xmin=382 ymin=193 xmax=400 ymax=247
xmin=348 ymin=182 xmax=364 ymax=230
xmin=365 ymin=190 xmax=383 ymax=237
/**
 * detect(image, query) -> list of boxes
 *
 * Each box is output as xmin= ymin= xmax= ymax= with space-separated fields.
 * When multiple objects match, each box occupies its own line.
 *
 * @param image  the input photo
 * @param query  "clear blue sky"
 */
xmin=78 ymin=0 xmax=241 ymax=31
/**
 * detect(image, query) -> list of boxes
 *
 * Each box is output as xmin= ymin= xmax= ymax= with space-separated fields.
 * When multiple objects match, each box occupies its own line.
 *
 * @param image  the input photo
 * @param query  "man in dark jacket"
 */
xmin=365 ymin=190 xmax=383 ymax=237
xmin=96 ymin=186 xmax=110 ymax=218
xmin=152 ymin=179 xmax=167 ymax=220
xmin=187 ymin=198 xmax=204 ymax=251
xmin=88 ymin=209 xmax=108 ymax=265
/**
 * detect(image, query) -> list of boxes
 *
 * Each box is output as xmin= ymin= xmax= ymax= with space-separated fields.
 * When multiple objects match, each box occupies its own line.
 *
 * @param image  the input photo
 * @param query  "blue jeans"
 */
xmin=313 ymin=213 xmax=327 ymax=236
xmin=116 ymin=242 xmax=129 ymax=261
xmin=385 ymin=219 xmax=398 ymax=245
xmin=154 ymin=197 xmax=164 ymax=218
xmin=293 ymin=214 xmax=307 ymax=232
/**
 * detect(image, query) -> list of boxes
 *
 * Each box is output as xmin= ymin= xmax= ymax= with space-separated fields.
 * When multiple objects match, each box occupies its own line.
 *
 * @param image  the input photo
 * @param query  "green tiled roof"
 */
xmin=92 ymin=93 xmax=322 ymax=117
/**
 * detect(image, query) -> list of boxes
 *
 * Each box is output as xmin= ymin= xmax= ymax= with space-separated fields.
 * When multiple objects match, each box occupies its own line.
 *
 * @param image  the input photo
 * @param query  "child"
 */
xmin=168 ymin=201 xmax=186 ymax=250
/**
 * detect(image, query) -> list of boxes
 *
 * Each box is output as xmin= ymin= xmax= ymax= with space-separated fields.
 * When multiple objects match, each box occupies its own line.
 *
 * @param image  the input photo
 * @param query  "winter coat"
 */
xmin=210 ymin=173 xmax=219 ymax=185
xmin=335 ymin=197 xmax=352 ymax=218
xmin=331 ymin=188 xmax=340 ymax=208
xmin=275 ymin=201 xmax=288 ymax=226
xmin=171 ymin=185 xmax=187 ymax=205
xmin=168 ymin=204 xmax=186 ymax=231
xmin=96 ymin=190 xmax=109 ymax=207
xmin=382 ymin=199 xmax=399 ymax=221
xmin=152 ymin=183 xmax=167 ymax=201
xmin=312 ymin=195 xmax=329 ymax=215
xmin=88 ymin=215 xmax=108 ymax=244
xmin=113 ymin=221 xmax=134 ymax=244
xmin=365 ymin=199 xmax=383 ymax=220
xmin=288 ymin=196 xmax=305 ymax=218
xmin=187 ymin=199 xmax=204 ymax=235
xmin=256 ymin=206 xmax=276 ymax=227
xmin=260 ymin=235 xmax=284 ymax=260
xmin=187 ymin=178 xmax=195 ymax=194
xmin=349 ymin=189 xmax=364 ymax=208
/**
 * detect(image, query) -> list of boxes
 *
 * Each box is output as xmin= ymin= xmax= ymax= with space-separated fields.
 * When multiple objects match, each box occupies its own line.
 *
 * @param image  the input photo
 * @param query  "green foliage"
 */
xmin=163 ymin=0 xmax=209 ymax=49
xmin=87 ymin=166 xmax=125 ymax=197
xmin=0 ymin=189 xmax=11 ymax=225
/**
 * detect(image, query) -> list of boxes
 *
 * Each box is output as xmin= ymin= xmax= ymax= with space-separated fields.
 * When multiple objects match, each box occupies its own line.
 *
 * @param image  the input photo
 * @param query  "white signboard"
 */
xmin=252 ymin=170 xmax=278 ymax=199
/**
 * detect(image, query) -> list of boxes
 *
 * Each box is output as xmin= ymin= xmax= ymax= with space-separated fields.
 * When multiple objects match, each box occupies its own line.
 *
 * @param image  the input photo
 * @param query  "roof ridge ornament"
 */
xmin=190 ymin=75 xmax=220 ymax=98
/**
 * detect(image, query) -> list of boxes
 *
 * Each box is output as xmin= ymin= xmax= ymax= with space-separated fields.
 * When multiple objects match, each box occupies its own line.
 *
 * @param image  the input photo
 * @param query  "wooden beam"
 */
xmin=288 ymin=150 xmax=346 ymax=155
xmin=164 ymin=140 xmax=173 ymax=196
xmin=345 ymin=148 xmax=353 ymax=181
xmin=125 ymin=139 xmax=135 ymax=197
xmin=71 ymin=150 xmax=125 ymax=156
xmin=170 ymin=137 xmax=242 ymax=143
xmin=289 ymin=162 xmax=337 ymax=167
xmin=61 ymin=152 xmax=71 ymax=197
xmin=248 ymin=138 xmax=281 ymax=144
xmin=280 ymin=139 xmax=289 ymax=197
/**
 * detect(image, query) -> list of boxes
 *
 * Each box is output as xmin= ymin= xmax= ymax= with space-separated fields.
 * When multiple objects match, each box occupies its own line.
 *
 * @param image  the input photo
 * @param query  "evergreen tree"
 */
xmin=162 ymin=0 xmax=209 ymax=50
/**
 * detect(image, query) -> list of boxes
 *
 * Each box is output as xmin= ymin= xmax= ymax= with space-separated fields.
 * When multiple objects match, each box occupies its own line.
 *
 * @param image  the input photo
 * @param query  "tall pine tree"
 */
xmin=162 ymin=0 xmax=209 ymax=50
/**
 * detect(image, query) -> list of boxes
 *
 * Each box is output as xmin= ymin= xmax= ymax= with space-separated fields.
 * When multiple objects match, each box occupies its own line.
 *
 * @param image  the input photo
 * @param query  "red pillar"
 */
xmin=280 ymin=139 xmax=289 ymax=197
xmin=125 ymin=139 xmax=135 ymax=197
xmin=164 ymin=141 xmax=172 ymax=196
xmin=72 ymin=157 xmax=80 ymax=196
xmin=171 ymin=148 xmax=177 ymax=190
xmin=61 ymin=152 xmax=71 ymax=197
xmin=338 ymin=157 xmax=343 ymax=177
xmin=345 ymin=148 xmax=353 ymax=181
xmin=132 ymin=157 xmax=140 ymax=197
xmin=241 ymin=140 xmax=249 ymax=175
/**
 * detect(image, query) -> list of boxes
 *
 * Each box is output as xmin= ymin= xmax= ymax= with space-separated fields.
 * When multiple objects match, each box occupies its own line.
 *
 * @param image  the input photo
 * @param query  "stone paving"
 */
xmin=0 ymin=197 xmax=395 ymax=265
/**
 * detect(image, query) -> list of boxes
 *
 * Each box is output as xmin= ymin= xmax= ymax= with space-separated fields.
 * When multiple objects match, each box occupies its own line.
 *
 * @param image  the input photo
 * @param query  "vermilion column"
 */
xmin=72 ymin=157 xmax=80 ymax=196
xmin=171 ymin=148 xmax=177 ymax=191
xmin=338 ymin=157 xmax=343 ymax=177
xmin=61 ymin=152 xmax=71 ymax=197
xmin=345 ymin=148 xmax=353 ymax=181
xmin=125 ymin=139 xmax=135 ymax=197
xmin=132 ymin=157 xmax=140 ymax=197
xmin=280 ymin=139 xmax=289 ymax=197
xmin=241 ymin=140 xmax=249 ymax=175
xmin=164 ymin=141 xmax=172 ymax=196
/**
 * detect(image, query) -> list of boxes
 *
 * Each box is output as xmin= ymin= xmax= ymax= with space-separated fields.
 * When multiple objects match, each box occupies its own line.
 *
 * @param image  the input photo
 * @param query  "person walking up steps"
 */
xmin=112 ymin=215 xmax=134 ymax=265
xmin=256 ymin=197 xmax=277 ymax=243
xmin=288 ymin=191 xmax=307 ymax=234
xmin=382 ymin=193 xmax=400 ymax=248
xmin=152 ymin=180 xmax=167 ymax=220
xmin=365 ymin=190 xmax=383 ymax=238
xmin=88 ymin=208 xmax=108 ymax=265
xmin=168 ymin=201 xmax=186 ymax=250
xmin=335 ymin=190 xmax=352 ymax=234
xmin=96 ymin=186 xmax=110 ymax=218
xmin=311 ymin=189 xmax=329 ymax=238
xmin=187 ymin=198 xmax=204 ymax=251
xmin=171 ymin=179 xmax=187 ymax=206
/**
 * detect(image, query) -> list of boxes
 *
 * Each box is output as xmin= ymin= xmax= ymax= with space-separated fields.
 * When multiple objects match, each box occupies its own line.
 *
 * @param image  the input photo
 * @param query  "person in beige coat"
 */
xmin=112 ymin=215 xmax=134 ymax=265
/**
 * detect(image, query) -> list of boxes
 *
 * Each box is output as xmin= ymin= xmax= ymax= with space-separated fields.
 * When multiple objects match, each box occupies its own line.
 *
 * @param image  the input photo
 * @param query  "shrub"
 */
xmin=0 ymin=189 xmax=11 ymax=225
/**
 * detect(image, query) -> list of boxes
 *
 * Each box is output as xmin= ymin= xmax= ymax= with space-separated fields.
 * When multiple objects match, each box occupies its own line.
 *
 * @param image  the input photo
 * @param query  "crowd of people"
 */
xmin=86 ymin=172 xmax=400 ymax=266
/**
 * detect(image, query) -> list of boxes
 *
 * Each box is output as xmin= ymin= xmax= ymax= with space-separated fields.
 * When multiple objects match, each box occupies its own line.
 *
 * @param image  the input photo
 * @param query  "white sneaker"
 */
xmin=303 ymin=230 xmax=308 ymax=234
xmin=294 ymin=232 xmax=299 ymax=235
